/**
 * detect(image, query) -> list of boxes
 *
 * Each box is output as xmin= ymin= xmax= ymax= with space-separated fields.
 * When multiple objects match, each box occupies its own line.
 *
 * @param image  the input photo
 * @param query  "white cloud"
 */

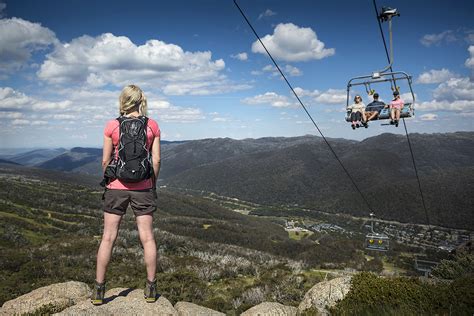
xmin=251 ymin=23 xmax=335 ymax=62
xmin=150 ymin=106 xmax=205 ymax=123
xmin=0 ymin=86 xmax=173 ymax=125
xmin=51 ymin=114 xmax=76 ymax=120
xmin=314 ymin=89 xmax=346 ymax=104
xmin=54 ymin=87 xmax=205 ymax=123
xmin=12 ymin=119 xmax=29 ymax=125
xmin=294 ymin=87 xmax=346 ymax=104
xmin=420 ymin=30 xmax=457 ymax=47
xmin=212 ymin=117 xmax=228 ymax=122
xmin=242 ymin=92 xmax=296 ymax=108
xmin=162 ymin=81 xmax=251 ymax=95
xmin=261 ymin=64 xmax=302 ymax=77
xmin=400 ymin=92 xmax=416 ymax=103
xmin=36 ymin=32 xmax=246 ymax=95
xmin=0 ymin=87 xmax=33 ymax=109
xmin=418 ymin=99 xmax=474 ymax=112
xmin=420 ymin=113 xmax=438 ymax=121
xmin=284 ymin=65 xmax=302 ymax=76
xmin=258 ymin=9 xmax=276 ymax=20
xmin=417 ymin=65 xmax=474 ymax=112
xmin=32 ymin=100 xmax=71 ymax=110
xmin=420 ymin=29 xmax=474 ymax=47
xmin=432 ymin=77 xmax=474 ymax=101
xmin=416 ymin=68 xmax=457 ymax=84
xmin=57 ymin=87 xmax=206 ymax=123
xmin=0 ymin=111 xmax=22 ymax=119
xmin=231 ymin=52 xmax=248 ymax=61
xmin=293 ymin=87 xmax=318 ymax=97
xmin=0 ymin=17 xmax=57 ymax=73
xmin=465 ymin=45 xmax=474 ymax=70
xmin=149 ymin=99 xmax=171 ymax=110
xmin=31 ymin=120 xmax=48 ymax=125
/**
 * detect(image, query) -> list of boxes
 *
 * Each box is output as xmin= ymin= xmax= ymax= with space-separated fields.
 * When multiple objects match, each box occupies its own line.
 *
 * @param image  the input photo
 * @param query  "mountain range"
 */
xmin=1 ymin=132 xmax=473 ymax=229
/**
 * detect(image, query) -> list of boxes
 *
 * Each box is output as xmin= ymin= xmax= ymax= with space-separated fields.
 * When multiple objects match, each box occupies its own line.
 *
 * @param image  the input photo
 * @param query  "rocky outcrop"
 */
xmin=298 ymin=276 xmax=352 ymax=315
xmin=0 ymin=283 xmax=223 ymax=316
xmin=0 ymin=281 xmax=90 ymax=316
xmin=174 ymin=301 xmax=225 ymax=315
xmin=0 ymin=277 xmax=354 ymax=315
xmin=241 ymin=302 xmax=298 ymax=316
xmin=56 ymin=287 xmax=178 ymax=315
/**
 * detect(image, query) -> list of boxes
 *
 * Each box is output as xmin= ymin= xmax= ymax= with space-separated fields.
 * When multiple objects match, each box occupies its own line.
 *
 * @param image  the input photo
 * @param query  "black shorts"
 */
xmin=103 ymin=188 xmax=157 ymax=216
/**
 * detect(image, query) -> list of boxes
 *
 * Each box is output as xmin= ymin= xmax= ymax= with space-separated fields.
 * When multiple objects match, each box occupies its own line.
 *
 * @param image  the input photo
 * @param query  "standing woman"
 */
xmin=92 ymin=85 xmax=161 ymax=305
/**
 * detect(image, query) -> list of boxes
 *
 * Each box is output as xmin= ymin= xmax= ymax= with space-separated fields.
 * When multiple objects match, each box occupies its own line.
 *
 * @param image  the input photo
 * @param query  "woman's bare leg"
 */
xmin=136 ymin=214 xmax=157 ymax=281
xmin=96 ymin=212 xmax=123 ymax=283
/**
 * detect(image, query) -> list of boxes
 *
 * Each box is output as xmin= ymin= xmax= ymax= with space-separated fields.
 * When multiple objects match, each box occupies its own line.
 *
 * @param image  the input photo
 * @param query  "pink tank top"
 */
xmin=390 ymin=98 xmax=404 ymax=109
xmin=104 ymin=118 xmax=160 ymax=190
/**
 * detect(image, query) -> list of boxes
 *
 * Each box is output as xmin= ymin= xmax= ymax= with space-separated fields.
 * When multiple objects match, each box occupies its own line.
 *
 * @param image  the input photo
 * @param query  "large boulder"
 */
xmin=174 ymin=301 xmax=224 ymax=315
xmin=241 ymin=302 xmax=298 ymax=316
xmin=0 ymin=281 xmax=91 ymax=315
xmin=298 ymin=276 xmax=352 ymax=315
xmin=55 ymin=287 xmax=178 ymax=315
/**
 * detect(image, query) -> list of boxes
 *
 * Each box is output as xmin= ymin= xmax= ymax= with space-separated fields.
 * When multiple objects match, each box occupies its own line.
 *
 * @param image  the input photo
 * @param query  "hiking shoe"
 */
xmin=91 ymin=280 xmax=106 ymax=305
xmin=144 ymin=279 xmax=157 ymax=303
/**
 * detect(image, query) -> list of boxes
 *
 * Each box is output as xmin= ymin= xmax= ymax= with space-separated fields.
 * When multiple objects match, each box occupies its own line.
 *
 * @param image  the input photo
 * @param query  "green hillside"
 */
xmin=0 ymin=165 xmax=369 ymax=313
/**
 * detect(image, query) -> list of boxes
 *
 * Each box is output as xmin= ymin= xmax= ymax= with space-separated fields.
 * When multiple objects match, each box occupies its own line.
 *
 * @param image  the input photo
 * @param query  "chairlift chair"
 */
xmin=345 ymin=71 xmax=415 ymax=123
xmin=365 ymin=213 xmax=390 ymax=251
xmin=345 ymin=5 xmax=415 ymax=126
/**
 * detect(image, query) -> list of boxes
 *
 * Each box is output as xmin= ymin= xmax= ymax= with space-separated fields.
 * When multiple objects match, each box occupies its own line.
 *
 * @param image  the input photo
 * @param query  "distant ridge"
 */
xmin=26 ymin=132 xmax=474 ymax=229
xmin=0 ymin=148 xmax=67 ymax=166
xmin=0 ymin=158 xmax=21 ymax=165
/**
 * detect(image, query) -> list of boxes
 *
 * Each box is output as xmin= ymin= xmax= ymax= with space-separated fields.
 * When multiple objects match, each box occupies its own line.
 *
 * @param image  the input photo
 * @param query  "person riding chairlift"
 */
xmin=347 ymin=95 xmax=367 ymax=129
xmin=387 ymin=90 xmax=403 ymax=127
xmin=365 ymin=92 xmax=385 ymax=122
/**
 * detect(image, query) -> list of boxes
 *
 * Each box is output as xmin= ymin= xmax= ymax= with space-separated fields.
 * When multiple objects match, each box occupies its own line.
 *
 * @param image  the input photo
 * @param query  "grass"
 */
xmin=382 ymin=257 xmax=406 ymax=275
xmin=288 ymin=230 xmax=314 ymax=241
xmin=207 ymin=275 xmax=257 ymax=303
xmin=0 ymin=211 xmax=58 ymax=230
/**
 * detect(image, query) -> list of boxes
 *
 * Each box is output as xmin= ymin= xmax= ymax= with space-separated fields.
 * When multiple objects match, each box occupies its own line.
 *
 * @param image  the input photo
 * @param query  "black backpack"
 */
xmin=104 ymin=116 xmax=153 ymax=183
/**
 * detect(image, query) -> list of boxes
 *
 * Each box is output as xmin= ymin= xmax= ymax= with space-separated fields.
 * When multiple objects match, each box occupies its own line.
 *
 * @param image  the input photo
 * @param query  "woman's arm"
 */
xmin=102 ymin=136 xmax=113 ymax=172
xmin=152 ymin=136 xmax=161 ymax=180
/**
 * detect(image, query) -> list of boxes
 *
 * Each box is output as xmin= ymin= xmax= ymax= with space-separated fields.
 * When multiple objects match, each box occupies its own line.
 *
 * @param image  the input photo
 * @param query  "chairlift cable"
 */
xmin=233 ymin=0 xmax=375 ymax=213
xmin=372 ymin=0 xmax=431 ymax=229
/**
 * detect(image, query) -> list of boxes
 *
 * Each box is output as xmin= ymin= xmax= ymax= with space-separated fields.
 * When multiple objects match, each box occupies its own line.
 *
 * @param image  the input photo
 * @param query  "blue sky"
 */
xmin=0 ymin=0 xmax=473 ymax=148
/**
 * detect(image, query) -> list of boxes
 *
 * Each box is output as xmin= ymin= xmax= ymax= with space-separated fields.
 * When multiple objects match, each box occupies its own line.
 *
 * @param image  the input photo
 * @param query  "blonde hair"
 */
xmin=119 ymin=84 xmax=148 ymax=116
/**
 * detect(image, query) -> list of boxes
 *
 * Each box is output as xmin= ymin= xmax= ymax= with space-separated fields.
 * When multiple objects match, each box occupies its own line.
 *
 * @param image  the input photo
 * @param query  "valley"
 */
xmin=0 ymin=132 xmax=472 ymax=314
